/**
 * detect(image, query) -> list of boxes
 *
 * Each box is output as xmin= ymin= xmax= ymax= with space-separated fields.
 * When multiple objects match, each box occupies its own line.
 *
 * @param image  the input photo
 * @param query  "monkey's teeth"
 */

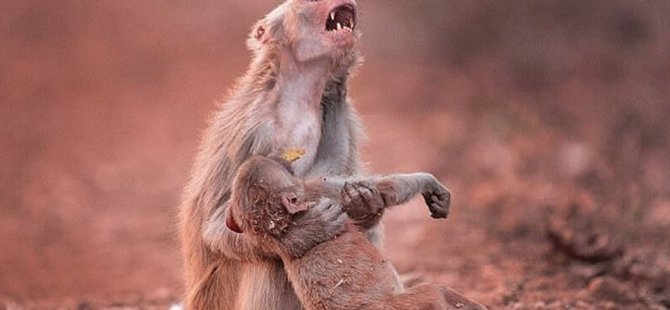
xmin=330 ymin=12 xmax=336 ymax=20
xmin=337 ymin=23 xmax=342 ymax=30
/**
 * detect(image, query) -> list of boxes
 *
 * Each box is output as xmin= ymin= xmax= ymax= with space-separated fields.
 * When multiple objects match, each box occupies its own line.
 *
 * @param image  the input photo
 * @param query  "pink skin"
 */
xmin=282 ymin=192 xmax=310 ymax=214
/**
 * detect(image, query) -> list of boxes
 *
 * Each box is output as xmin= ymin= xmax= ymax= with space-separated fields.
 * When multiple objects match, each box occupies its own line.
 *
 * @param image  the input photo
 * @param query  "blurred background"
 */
xmin=1 ymin=0 xmax=669 ymax=308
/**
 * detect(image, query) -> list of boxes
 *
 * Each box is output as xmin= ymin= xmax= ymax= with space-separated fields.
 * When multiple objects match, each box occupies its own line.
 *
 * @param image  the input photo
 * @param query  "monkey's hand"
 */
xmin=421 ymin=178 xmax=451 ymax=219
xmin=279 ymin=198 xmax=348 ymax=259
xmin=342 ymin=181 xmax=386 ymax=229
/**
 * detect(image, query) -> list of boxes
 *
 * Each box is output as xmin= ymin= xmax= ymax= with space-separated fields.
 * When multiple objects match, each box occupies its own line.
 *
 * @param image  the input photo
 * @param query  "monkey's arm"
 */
xmin=205 ymin=198 xmax=349 ymax=261
xmin=304 ymin=177 xmax=384 ymax=229
xmin=372 ymin=173 xmax=451 ymax=218
xmin=304 ymin=173 xmax=451 ymax=224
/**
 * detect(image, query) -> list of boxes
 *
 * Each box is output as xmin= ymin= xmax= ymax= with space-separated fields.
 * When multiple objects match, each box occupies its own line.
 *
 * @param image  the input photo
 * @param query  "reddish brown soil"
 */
xmin=2 ymin=1 xmax=669 ymax=309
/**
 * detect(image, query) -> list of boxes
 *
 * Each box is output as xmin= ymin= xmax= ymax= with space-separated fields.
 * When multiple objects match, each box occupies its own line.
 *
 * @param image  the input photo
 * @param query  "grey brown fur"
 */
xmin=227 ymin=156 xmax=486 ymax=310
xmin=177 ymin=0 xmax=397 ymax=309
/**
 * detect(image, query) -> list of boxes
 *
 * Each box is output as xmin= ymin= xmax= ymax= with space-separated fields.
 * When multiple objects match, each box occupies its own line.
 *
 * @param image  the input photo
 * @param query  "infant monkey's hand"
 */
xmin=280 ymin=198 xmax=348 ymax=259
xmin=342 ymin=181 xmax=385 ymax=229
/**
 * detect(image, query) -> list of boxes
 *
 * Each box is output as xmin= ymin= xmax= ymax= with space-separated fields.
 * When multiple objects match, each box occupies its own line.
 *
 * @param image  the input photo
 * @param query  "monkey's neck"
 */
xmin=274 ymin=48 xmax=332 ymax=113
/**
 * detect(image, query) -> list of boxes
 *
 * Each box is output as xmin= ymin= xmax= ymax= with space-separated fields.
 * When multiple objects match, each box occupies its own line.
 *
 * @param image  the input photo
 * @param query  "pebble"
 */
xmin=586 ymin=276 xmax=635 ymax=304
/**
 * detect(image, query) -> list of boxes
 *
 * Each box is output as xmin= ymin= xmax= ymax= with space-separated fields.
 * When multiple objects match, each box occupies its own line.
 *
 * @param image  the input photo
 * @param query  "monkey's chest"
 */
xmin=273 ymin=114 xmax=322 ymax=176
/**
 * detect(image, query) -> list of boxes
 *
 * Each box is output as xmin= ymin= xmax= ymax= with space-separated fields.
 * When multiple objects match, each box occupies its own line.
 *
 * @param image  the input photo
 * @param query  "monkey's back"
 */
xmin=285 ymin=227 xmax=398 ymax=310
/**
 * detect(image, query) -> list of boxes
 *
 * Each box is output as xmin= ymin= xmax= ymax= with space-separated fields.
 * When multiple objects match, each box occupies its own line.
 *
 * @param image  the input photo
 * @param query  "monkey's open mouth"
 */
xmin=326 ymin=4 xmax=356 ymax=32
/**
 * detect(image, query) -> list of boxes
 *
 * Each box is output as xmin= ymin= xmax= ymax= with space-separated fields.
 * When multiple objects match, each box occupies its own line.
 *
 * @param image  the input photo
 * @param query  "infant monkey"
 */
xmin=227 ymin=156 xmax=487 ymax=310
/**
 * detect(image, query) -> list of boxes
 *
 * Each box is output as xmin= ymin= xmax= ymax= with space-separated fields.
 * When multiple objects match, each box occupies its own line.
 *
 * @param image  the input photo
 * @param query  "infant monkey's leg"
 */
xmin=376 ymin=283 xmax=486 ymax=310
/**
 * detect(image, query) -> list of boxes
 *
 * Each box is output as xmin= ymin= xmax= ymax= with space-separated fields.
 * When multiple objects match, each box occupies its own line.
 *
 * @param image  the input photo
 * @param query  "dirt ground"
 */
xmin=1 ymin=1 xmax=669 ymax=309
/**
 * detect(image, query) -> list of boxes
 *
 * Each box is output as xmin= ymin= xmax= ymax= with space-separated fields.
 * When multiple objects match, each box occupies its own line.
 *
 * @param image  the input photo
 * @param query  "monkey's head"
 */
xmin=248 ymin=0 xmax=360 ymax=67
xmin=227 ymin=156 xmax=309 ymax=237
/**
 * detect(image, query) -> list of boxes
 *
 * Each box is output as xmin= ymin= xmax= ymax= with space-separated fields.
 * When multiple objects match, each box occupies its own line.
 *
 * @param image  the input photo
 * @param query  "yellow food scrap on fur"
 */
xmin=282 ymin=148 xmax=306 ymax=162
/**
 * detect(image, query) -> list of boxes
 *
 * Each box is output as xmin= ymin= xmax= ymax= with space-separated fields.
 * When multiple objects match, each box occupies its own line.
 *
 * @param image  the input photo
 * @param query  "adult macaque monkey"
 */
xmin=178 ymin=0 xmax=407 ymax=309
xmin=225 ymin=156 xmax=484 ymax=310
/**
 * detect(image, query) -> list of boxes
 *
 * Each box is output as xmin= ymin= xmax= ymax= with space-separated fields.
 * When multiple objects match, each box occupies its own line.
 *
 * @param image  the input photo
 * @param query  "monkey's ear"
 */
xmin=247 ymin=7 xmax=286 ymax=52
xmin=247 ymin=21 xmax=268 ymax=51
xmin=226 ymin=208 xmax=243 ymax=233
xmin=282 ymin=193 xmax=309 ymax=214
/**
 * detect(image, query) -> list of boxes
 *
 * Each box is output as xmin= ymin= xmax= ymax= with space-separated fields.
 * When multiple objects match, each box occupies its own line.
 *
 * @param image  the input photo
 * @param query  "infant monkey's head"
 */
xmin=227 ymin=156 xmax=308 ymax=237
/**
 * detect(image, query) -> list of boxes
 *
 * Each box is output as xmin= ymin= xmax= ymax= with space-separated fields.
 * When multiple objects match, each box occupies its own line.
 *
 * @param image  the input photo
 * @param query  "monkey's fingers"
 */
xmin=437 ymin=191 xmax=451 ymax=206
xmin=343 ymin=181 xmax=385 ymax=217
xmin=357 ymin=181 xmax=385 ymax=208
xmin=342 ymin=182 xmax=354 ymax=206
xmin=429 ymin=203 xmax=449 ymax=219
xmin=432 ymin=194 xmax=450 ymax=207
xmin=356 ymin=180 xmax=377 ymax=194
xmin=354 ymin=183 xmax=377 ymax=206
xmin=423 ymin=193 xmax=450 ymax=219
xmin=313 ymin=199 xmax=348 ymax=238
xmin=343 ymin=182 xmax=365 ymax=207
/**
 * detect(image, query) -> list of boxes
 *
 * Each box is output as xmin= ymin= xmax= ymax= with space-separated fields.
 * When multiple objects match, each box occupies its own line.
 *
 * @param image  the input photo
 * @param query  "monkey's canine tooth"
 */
xmin=337 ymin=23 xmax=342 ymax=30
xmin=330 ymin=12 xmax=335 ymax=20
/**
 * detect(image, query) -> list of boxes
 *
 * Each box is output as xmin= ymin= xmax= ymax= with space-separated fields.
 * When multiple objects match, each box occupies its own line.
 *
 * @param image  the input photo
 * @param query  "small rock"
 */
xmin=77 ymin=301 xmax=93 ymax=310
xmin=586 ymin=276 xmax=635 ymax=304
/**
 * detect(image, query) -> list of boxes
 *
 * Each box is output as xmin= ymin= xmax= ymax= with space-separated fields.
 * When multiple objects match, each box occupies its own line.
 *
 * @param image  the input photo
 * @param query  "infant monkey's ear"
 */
xmin=281 ymin=193 xmax=309 ymax=214
xmin=226 ymin=208 xmax=243 ymax=233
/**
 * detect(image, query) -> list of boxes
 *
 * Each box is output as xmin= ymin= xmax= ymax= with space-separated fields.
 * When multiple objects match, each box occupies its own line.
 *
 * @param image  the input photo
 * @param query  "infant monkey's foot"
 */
xmin=422 ymin=185 xmax=451 ymax=219
xmin=342 ymin=181 xmax=385 ymax=227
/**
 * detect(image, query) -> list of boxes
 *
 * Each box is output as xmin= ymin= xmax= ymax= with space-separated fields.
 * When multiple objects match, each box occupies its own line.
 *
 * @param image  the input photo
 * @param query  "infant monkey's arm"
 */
xmin=304 ymin=172 xmax=451 ymax=226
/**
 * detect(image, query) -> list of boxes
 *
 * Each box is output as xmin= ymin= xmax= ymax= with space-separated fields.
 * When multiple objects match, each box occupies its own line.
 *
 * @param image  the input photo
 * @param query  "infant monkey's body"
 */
xmin=227 ymin=156 xmax=486 ymax=310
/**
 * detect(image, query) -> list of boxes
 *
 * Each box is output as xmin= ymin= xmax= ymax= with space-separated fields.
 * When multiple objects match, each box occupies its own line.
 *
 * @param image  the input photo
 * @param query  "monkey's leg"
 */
xmin=439 ymin=285 xmax=488 ymax=310
xmin=372 ymin=283 xmax=487 ymax=310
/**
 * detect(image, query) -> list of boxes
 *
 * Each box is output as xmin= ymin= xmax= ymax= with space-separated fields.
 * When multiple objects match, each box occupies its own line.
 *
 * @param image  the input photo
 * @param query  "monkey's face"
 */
xmin=228 ymin=156 xmax=309 ymax=236
xmin=250 ymin=161 xmax=309 ymax=216
xmin=248 ymin=0 xmax=360 ymax=64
